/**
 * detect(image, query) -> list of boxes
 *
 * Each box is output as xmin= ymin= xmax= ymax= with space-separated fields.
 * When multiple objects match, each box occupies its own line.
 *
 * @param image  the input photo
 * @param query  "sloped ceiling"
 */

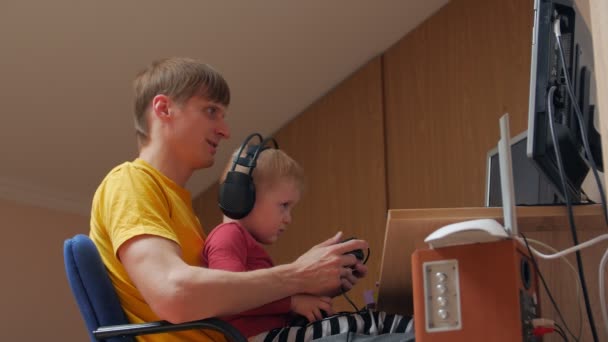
xmin=0 ymin=0 xmax=448 ymax=215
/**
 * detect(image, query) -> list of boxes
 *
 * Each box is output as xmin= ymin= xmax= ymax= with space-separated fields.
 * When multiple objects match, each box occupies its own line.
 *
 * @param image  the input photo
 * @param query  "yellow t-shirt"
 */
xmin=89 ymin=158 xmax=223 ymax=342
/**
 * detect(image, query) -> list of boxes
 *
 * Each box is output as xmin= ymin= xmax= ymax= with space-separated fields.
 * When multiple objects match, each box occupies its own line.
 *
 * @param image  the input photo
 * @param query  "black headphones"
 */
xmin=218 ymin=133 xmax=279 ymax=219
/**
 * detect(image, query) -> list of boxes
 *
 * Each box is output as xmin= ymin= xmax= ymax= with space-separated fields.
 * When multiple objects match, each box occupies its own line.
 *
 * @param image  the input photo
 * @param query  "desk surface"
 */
xmin=376 ymin=204 xmax=604 ymax=316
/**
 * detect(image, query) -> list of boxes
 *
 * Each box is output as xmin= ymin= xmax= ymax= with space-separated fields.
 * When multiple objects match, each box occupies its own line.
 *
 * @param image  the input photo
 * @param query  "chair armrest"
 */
xmin=93 ymin=318 xmax=247 ymax=342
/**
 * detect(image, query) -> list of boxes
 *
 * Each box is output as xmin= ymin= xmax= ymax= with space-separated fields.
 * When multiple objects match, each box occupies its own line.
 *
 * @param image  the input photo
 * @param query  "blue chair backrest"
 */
xmin=64 ymin=234 xmax=133 ymax=342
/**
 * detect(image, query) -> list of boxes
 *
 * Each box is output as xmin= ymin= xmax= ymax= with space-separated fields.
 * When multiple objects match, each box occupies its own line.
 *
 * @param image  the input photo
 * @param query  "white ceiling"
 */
xmin=0 ymin=0 xmax=448 ymax=216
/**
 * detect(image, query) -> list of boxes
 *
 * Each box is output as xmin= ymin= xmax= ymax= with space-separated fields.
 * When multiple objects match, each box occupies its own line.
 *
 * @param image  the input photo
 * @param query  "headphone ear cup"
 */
xmin=218 ymin=171 xmax=256 ymax=219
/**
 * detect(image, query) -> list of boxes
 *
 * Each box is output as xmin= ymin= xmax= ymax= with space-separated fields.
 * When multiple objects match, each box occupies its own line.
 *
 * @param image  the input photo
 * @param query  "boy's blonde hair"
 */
xmin=221 ymin=147 xmax=304 ymax=192
xmin=133 ymin=57 xmax=230 ymax=147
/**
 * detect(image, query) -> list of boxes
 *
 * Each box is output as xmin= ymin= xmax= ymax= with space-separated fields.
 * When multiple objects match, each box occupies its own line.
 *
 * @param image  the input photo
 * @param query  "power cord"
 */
xmin=546 ymin=83 xmax=598 ymax=341
xmin=522 ymin=232 xmax=608 ymax=339
xmin=522 ymin=233 xmax=608 ymax=259
xmin=520 ymin=233 xmax=579 ymax=341
xmin=554 ymin=323 xmax=569 ymax=341
xmin=553 ymin=17 xmax=608 ymax=225
xmin=552 ymin=14 xmax=608 ymax=341
xmin=532 ymin=318 xmax=568 ymax=341
xmin=526 ymin=238 xmax=583 ymax=340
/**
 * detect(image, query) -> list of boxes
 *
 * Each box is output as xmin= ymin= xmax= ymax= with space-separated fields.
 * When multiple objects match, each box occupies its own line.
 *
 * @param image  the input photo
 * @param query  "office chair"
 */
xmin=63 ymin=234 xmax=247 ymax=342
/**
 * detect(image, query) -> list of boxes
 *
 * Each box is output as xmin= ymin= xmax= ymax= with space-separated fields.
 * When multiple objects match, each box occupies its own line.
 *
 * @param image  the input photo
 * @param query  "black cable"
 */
xmin=520 ymin=232 xmax=578 ymax=341
xmin=342 ymin=292 xmax=360 ymax=312
xmin=554 ymin=323 xmax=569 ymax=341
xmin=547 ymin=85 xmax=598 ymax=342
xmin=335 ymin=244 xmax=373 ymax=342
xmin=341 ymin=248 xmax=370 ymax=313
xmin=554 ymin=18 xmax=608 ymax=225
xmin=363 ymin=248 xmax=370 ymax=265
xmin=344 ymin=246 xmax=371 ymax=342
xmin=580 ymin=188 xmax=595 ymax=203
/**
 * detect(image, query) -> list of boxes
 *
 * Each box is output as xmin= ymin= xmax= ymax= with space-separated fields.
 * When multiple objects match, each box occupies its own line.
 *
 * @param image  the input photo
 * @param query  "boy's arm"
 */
xmin=118 ymin=232 xmax=367 ymax=323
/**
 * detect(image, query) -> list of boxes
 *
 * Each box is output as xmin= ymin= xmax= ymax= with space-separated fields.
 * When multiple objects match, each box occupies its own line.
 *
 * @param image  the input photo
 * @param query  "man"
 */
xmin=89 ymin=57 xmax=367 ymax=341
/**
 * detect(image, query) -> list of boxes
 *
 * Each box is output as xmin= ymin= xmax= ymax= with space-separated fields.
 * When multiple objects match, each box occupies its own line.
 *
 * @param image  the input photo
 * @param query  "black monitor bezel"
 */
xmin=526 ymin=0 xmax=592 ymax=204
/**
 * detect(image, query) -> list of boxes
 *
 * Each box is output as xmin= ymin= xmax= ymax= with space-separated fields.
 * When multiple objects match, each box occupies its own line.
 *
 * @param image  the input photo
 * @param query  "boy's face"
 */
xmin=241 ymin=178 xmax=301 ymax=245
xmin=164 ymin=95 xmax=230 ymax=169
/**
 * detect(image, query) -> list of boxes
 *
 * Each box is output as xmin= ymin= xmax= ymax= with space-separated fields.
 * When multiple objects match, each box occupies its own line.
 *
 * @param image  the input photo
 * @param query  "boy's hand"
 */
xmin=291 ymin=294 xmax=334 ymax=323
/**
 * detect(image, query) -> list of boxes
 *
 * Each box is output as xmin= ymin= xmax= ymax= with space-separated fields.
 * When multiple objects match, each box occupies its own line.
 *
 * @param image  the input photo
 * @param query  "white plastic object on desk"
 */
xmin=424 ymin=219 xmax=508 ymax=249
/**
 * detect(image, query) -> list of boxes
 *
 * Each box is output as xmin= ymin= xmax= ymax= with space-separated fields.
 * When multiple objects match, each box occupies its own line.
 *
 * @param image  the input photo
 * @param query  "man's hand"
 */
xmin=341 ymin=261 xmax=368 ymax=292
xmin=291 ymin=232 xmax=368 ymax=296
xmin=291 ymin=294 xmax=334 ymax=323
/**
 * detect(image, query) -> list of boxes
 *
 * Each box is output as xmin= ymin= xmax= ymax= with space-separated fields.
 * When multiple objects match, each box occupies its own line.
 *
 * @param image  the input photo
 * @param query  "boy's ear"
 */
xmin=152 ymin=94 xmax=171 ymax=121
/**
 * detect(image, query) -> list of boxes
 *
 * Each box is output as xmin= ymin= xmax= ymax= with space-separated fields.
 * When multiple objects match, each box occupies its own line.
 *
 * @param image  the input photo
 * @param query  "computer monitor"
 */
xmin=526 ymin=0 xmax=602 ymax=204
xmin=486 ymin=131 xmax=559 ymax=207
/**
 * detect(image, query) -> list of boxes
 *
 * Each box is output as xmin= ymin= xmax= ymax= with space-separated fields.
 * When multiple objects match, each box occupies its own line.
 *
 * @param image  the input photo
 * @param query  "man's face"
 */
xmin=166 ymin=95 xmax=230 ymax=169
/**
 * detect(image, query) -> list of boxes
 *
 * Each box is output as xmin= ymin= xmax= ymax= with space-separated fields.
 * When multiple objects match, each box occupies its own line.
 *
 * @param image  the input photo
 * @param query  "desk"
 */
xmin=376 ymin=205 xmax=606 ymax=341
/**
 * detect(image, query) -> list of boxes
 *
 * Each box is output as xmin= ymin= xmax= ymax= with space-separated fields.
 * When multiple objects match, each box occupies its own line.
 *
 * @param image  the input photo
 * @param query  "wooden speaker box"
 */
xmin=412 ymin=239 xmax=540 ymax=341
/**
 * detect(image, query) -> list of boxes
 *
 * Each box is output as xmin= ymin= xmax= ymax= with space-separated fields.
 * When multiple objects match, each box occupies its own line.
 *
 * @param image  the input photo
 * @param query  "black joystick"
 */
xmin=341 ymin=237 xmax=364 ymax=261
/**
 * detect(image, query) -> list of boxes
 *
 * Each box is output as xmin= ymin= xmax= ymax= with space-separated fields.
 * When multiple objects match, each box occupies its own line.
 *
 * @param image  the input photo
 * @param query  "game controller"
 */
xmin=341 ymin=237 xmax=365 ymax=261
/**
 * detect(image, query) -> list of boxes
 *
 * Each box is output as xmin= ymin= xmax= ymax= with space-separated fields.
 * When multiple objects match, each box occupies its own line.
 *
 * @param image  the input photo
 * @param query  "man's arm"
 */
xmin=118 ymin=232 xmax=367 ymax=323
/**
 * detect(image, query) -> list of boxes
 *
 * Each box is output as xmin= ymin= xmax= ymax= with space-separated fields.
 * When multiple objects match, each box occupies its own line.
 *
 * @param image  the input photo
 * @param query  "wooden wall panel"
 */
xmin=193 ymin=182 xmax=222 ymax=235
xmin=383 ymin=0 xmax=534 ymax=209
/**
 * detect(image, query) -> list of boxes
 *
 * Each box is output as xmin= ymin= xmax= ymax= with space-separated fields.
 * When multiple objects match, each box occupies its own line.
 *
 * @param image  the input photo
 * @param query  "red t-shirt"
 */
xmin=202 ymin=222 xmax=291 ymax=337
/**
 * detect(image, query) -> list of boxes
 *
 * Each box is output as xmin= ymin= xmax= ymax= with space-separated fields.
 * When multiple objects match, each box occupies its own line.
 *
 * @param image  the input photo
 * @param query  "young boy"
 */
xmin=203 ymin=145 xmax=413 ymax=341
xmin=203 ymin=146 xmax=333 ymax=338
xmin=89 ymin=57 xmax=369 ymax=342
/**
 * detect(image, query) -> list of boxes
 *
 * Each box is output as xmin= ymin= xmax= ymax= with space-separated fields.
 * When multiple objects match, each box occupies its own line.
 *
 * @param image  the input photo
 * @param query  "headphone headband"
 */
xmin=231 ymin=135 xmax=280 ymax=175
xmin=230 ymin=133 xmax=263 ymax=171
xmin=218 ymin=133 xmax=280 ymax=219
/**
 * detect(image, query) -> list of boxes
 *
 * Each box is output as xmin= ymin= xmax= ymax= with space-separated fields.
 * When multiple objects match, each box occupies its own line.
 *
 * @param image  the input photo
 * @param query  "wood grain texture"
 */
xmin=383 ymin=0 xmax=533 ymax=210
xmin=193 ymin=182 xmax=222 ymax=235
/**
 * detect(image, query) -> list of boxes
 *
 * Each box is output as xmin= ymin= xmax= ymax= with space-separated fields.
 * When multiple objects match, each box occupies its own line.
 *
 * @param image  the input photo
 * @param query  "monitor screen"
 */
xmin=526 ymin=0 xmax=601 ymax=204
xmin=486 ymin=131 xmax=559 ymax=207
